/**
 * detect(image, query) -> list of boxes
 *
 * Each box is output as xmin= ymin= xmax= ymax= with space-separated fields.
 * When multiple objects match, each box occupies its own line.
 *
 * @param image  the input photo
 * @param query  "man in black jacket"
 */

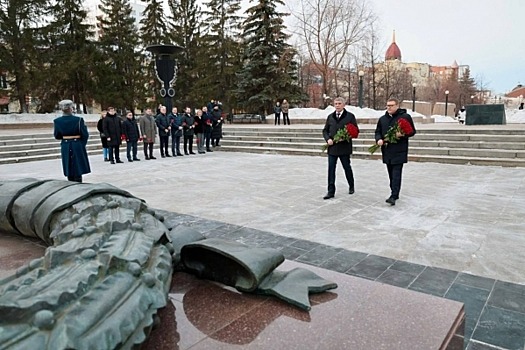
xmin=155 ymin=106 xmax=171 ymax=157
xmin=322 ymin=97 xmax=359 ymax=200
xmin=374 ymin=98 xmax=417 ymax=205
xmin=122 ymin=111 xmax=141 ymax=162
xmin=102 ymin=107 xmax=124 ymax=164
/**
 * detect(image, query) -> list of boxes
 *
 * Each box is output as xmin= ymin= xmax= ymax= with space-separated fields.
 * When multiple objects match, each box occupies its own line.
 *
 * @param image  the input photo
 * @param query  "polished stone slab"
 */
xmin=144 ymin=260 xmax=465 ymax=350
xmin=0 ymin=232 xmax=46 ymax=279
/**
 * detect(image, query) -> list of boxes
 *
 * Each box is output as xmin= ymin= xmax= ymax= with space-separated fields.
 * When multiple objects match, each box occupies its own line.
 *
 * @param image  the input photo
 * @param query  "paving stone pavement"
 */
xmin=2 ymin=145 xmax=525 ymax=349
xmin=1 ymin=149 xmax=524 ymax=285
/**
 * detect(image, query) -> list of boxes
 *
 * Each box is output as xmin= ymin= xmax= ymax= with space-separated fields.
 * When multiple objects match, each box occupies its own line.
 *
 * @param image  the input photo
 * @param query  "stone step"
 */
xmin=0 ymin=148 xmax=102 ymax=165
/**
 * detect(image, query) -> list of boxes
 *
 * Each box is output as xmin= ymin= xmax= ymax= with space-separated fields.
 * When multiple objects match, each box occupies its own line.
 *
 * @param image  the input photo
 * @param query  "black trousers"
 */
xmin=386 ymin=163 xmax=403 ymax=199
xmin=108 ymin=145 xmax=120 ymax=161
xmin=184 ymin=135 xmax=194 ymax=153
xmin=283 ymin=113 xmax=290 ymax=125
xmin=159 ymin=135 xmax=170 ymax=156
xmin=274 ymin=113 xmax=280 ymax=125
xmin=327 ymin=154 xmax=354 ymax=194
xmin=143 ymin=142 xmax=154 ymax=158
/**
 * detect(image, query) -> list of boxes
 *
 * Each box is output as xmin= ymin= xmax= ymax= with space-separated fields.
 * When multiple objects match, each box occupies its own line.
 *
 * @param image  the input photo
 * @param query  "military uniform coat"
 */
xmin=53 ymin=114 xmax=91 ymax=177
xmin=322 ymin=109 xmax=359 ymax=156
xmin=374 ymin=108 xmax=416 ymax=164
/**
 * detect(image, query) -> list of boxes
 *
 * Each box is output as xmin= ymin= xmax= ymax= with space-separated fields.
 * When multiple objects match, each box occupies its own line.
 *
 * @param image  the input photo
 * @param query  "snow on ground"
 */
xmin=268 ymin=105 xmax=525 ymax=123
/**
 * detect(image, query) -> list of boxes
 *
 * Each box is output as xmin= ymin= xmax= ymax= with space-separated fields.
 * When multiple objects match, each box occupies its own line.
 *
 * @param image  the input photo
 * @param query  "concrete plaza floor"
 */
xmin=1 ymin=144 xmax=524 ymax=285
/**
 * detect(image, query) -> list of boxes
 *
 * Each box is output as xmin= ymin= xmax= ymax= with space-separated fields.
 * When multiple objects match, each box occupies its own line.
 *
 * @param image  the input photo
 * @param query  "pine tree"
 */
xmin=96 ymin=0 xmax=144 ymax=111
xmin=198 ymin=0 xmax=243 ymax=108
xmin=0 ymin=0 xmax=50 ymax=112
xmin=458 ymin=68 xmax=477 ymax=106
xmin=35 ymin=0 xmax=96 ymax=113
xmin=167 ymin=0 xmax=202 ymax=107
xmin=140 ymin=0 xmax=169 ymax=47
xmin=235 ymin=0 xmax=295 ymax=114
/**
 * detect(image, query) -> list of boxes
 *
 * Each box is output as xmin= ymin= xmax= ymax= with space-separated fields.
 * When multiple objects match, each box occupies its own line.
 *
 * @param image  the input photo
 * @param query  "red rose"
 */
xmin=397 ymin=118 xmax=413 ymax=135
xmin=346 ymin=123 xmax=359 ymax=139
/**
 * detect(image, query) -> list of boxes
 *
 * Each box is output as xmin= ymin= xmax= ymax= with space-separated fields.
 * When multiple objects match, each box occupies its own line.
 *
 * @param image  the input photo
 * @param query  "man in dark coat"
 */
xmin=53 ymin=99 xmax=91 ymax=182
xmin=122 ymin=111 xmax=141 ymax=162
xmin=182 ymin=107 xmax=196 ymax=155
xmin=322 ymin=97 xmax=359 ymax=199
xmin=374 ymin=98 xmax=417 ymax=205
xmin=202 ymin=106 xmax=213 ymax=152
xmin=155 ymin=105 xmax=171 ymax=158
xmin=102 ymin=106 xmax=123 ymax=164
xmin=168 ymin=107 xmax=184 ymax=156
xmin=211 ymin=105 xmax=223 ymax=147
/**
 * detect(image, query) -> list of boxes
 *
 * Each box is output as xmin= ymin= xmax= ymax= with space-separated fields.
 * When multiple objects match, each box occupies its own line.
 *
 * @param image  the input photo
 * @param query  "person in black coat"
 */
xmin=53 ymin=99 xmax=91 ymax=182
xmin=182 ymin=107 xmax=196 ymax=155
xmin=155 ymin=105 xmax=171 ymax=157
xmin=202 ymin=106 xmax=214 ymax=152
xmin=122 ymin=111 xmax=141 ymax=162
xmin=102 ymin=106 xmax=123 ymax=164
xmin=96 ymin=110 xmax=109 ymax=161
xmin=168 ymin=107 xmax=184 ymax=156
xmin=211 ymin=105 xmax=223 ymax=147
xmin=374 ymin=98 xmax=417 ymax=205
xmin=322 ymin=97 xmax=359 ymax=200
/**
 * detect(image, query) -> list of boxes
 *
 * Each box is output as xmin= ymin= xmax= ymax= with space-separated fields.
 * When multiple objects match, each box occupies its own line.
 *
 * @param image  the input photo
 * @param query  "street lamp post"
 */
xmin=358 ymin=70 xmax=364 ymax=108
xmin=444 ymin=90 xmax=450 ymax=117
xmin=145 ymin=44 xmax=184 ymax=112
xmin=412 ymin=83 xmax=416 ymax=112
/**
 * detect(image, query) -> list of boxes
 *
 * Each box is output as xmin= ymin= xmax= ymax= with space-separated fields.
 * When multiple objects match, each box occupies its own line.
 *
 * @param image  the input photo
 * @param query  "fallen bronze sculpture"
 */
xmin=0 ymin=179 xmax=337 ymax=349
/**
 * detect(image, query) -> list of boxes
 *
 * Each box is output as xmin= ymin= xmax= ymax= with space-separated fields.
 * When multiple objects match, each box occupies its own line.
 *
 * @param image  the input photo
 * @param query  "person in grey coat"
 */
xmin=53 ymin=99 xmax=91 ymax=182
xmin=139 ymin=108 xmax=157 ymax=160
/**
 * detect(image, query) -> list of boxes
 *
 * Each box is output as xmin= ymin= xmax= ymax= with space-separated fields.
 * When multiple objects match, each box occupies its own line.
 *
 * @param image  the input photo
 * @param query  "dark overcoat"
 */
xmin=155 ymin=113 xmax=171 ymax=137
xmin=96 ymin=117 xmax=108 ymax=148
xmin=102 ymin=114 xmax=122 ymax=146
xmin=374 ymin=108 xmax=417 ymax=164
xmin=123 ymin=118 xmax=140 ymax=142
xmin=53 ymin=114 xmax=91 ymax=177
xmin=322 ymin=109 xmax=359 ymax=156
xmin=211 ymin=111 xmax=223 ymax=139
xmin=183 ymin=114 xmax=195 ymax=136
xmin=169 ymin=113 xmax=184 ymax=137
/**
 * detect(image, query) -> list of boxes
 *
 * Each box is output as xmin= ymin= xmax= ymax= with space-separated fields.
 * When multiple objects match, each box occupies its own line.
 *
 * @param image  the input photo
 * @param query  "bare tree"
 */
xmin=291 ymin=0 xmax=374 ymax=107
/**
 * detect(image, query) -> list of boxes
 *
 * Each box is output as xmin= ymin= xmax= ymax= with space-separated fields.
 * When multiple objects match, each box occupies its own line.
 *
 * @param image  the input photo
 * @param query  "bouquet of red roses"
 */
xmin=368 ymin=118 xmax=413 ymax=154
xmin=322 ymin=123 xmax=359 ymax=151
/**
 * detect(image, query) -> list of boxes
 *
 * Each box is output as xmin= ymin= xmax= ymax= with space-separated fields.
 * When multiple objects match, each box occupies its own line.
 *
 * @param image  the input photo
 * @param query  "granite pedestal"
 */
xmin=144 ymin=260 xmax=465 ymax=350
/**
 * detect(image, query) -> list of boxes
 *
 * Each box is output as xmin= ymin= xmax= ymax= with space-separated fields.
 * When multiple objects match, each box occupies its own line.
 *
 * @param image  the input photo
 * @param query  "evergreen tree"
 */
xmin=199 ymin=0 xmax=243 ymax=108
xmin=235 ymin=0 xmax=296 ymax=114
xmin=96 ymin=0 xmax=144 ymax=111
xmin=0 ymin=0 xmax=50 ymax=112
xmin=458 ymin=68 xmax=477 ymax=106
xmin=168 ymin=0 xmax=202 ymax=107
xmin=140 ymin=0 xmax=169 ymax=47
xmin=35 ymin=0 xmax=96 ymax=113
xmin=139 ymin=0 xmax=170 ymax=109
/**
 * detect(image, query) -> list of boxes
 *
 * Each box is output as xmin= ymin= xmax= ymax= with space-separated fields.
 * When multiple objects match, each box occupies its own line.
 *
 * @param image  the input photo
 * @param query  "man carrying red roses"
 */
xmin=374 ymin=98 xmax=416 ymax=205
xmin=322 ymin=97 xmax=360 ymax=200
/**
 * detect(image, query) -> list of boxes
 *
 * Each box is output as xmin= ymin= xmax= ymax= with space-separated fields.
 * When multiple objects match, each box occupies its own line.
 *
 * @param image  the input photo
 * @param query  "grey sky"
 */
xmin=367 ymin=0 xmax=523 ymax=94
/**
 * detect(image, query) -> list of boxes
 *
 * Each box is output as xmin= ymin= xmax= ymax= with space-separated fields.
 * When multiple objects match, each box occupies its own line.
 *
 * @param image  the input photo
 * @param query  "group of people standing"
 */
xmin=274 ymin=99 xmax=290 ymax=125
xmin=96 ymin=104 xmax=224 ymax=163
xmin=322 ymin=97 xmax=416 ymax=206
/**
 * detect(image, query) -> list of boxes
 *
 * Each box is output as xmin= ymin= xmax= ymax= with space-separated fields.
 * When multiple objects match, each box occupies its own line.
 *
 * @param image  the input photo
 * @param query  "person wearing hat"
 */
xmin=53 ymin=99 xmax=91 ymax=182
